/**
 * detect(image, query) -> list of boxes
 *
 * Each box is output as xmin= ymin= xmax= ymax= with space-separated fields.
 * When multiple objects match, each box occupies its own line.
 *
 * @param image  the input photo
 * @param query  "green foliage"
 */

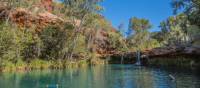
xmin=127 ymin=17 xmax=159 ymax=51
xmin=73 ymin=34 xmax=87 ymax=54
xmin=0 ymin=25 xmax=18 ymax=61
xmin=150 ymin=2 xmax=200 ymax=53
xmin=142 ymin=0 xmax=200 ymax=47
xmin=129 ymin=17 xmax=152 ymax=31
xmin=169 ymin=0 xmax=200 ymax=46
xmin=40 ymin=26 xmax=68 ymax=60
xmin=15 ymin=59 xmax=27 ymax=68
xmin=187 ymin=25 xmax=200 ymax=45
xmin=0 ymin=24 xmax=24 ymax=62
xmin=0 ymin=0 xmax=199 ymax=71
xmin=108 ymin=31 xmax=128 ymax=52
xmin=0 ymin=60 xmax=15 ymax=72
xmin=155 ymin=14 xmax=191 ymax=46
xmin=172 ymin=0 xmax=200 ymax=27
xmin=0 ymin=0 xmax=110 ymax=72
xmin=128 ymin=31 xmax=160 ymax=51
xmin=29 ymin=59 xmax=51 ymax=69
xmin=0 ymin=23 xmax=44 ymax=62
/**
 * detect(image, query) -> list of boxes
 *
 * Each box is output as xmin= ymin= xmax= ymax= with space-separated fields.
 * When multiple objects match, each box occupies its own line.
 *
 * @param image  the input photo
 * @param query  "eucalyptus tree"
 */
xmin=171 ymin=0 xmax=200 ymax=45
xmin=159 ymin=14 xmax=190 ymax=45
xmin=129 ymin=17 xmax=152 ymax=31
xmin=172 ymin=0 xmax=200 ymax=27
xmin=118 ymin=23 xmax=129 ymax=51
xmin=84 ymin=14 xmax=104 ymax=60
xmin=61 ymin=0 xmax=103 ymax=60
xmin=127 ymin=17 xmax=153 ymax=50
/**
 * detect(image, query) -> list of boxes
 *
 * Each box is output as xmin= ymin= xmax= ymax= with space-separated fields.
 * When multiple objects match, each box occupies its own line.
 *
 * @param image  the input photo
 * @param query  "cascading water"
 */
xmin=135 ymin=51 xmax=141 ymax=66
xmin=120 ymin=54 xmax=124 ymax=64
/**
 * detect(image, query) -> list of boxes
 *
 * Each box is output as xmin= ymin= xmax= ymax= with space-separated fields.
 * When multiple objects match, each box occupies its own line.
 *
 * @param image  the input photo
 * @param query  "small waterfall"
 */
xmin=120 ymin=54 xmax=124 ymax=64
xmin=135 ymin=51 xmax=141 ymax=66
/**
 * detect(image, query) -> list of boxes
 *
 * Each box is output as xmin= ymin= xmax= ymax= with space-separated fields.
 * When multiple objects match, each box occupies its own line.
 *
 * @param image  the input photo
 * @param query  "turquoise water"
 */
xmin=0 ymin=65 xmax=200 ymax=88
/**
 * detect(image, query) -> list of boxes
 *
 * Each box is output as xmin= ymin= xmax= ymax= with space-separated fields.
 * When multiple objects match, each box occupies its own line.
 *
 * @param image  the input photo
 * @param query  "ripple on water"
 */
xmin=0 ymin=65 xmax=200 ymax=88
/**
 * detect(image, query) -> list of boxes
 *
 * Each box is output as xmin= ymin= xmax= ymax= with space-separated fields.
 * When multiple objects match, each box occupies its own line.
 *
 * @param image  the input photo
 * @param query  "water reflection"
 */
xmin=0 ymin=65 xmax=199 ymax=88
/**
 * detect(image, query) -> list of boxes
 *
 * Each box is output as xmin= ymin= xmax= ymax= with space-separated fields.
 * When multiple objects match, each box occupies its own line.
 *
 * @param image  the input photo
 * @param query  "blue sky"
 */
xmin=101 ymin=0 xmax=174 ymax=32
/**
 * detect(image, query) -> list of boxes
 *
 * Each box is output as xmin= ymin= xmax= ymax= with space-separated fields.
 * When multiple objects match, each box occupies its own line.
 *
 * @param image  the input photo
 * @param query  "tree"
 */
xmin=171 ymin=0 xmax=200 ymax=45
xmin=52 ymin=0 xmax=104 ymax=60
xmin=171 ymin=0 xmax=200 ymax=27
xmin=157 ymin=14 xmax=191 ymax=46
xmin=118 ymin=23 xmax=125 ymax=37
xmin=127 ymin=17 xmax=157 ymax=50
xmin=129 ymin=17 xmax=152 ymax=31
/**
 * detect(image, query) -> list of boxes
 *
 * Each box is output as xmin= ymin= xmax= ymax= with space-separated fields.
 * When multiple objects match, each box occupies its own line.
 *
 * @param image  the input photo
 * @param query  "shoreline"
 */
xmin=0 ymin=59 xmax=107 ymax=72
xmin=1 ymin=56 xmax=199 ymax=73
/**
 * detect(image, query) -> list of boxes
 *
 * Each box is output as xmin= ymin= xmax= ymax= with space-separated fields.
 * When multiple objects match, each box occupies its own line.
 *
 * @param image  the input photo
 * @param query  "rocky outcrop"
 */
xmin=0 ymin=6 xmax=118 ymax=57
xmin=107 ymin=46 xmax=200 ymax=64
xmin=95 ymin=30 xmax=121 ymax=56
xmin=142 ymin=46 xmax=200 ymax=58
xmin=0 ymin=6 xmax=63 ymax=32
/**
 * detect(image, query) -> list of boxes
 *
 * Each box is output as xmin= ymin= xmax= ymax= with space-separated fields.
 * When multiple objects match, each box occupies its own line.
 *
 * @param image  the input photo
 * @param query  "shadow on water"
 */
xmin=0 ymin=65 xmax=200 ymax=88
